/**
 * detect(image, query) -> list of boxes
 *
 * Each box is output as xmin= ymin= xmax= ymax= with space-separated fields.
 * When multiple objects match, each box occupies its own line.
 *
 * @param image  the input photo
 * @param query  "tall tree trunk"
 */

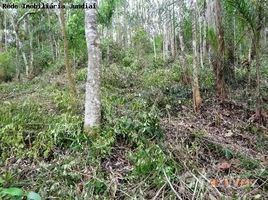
xmin=48 ymin=10 xmax=56 ymax=62
xmin=254 ymin=1 xmax=264 ymax=121
xmin=153 ymin=36 xmax=156 ymax=59
xmin=192 ymin=0 xmax=202 ymax=112
xmin=199 ymin=13 xmax=204 ymax=68
xmin=84 ymin=0 xmax=101 ymax=131
xmin=214 ymin=0 xmax=226 ymax=99
xmin=29 ymin=31 xmax=34 ymax=76
xmin=178 ymin=18 xmax=190 ymax=85
xmin=0 ymin=12 xmax=3 ymax=52
xmin=255 ymin=31 xmax=262 ymax=119
xmin=4 ymin=11 xmax=8 ymax=51
xmin=172 ymin=0 xmax=176 ymax=58
xmin=163 ymin=23 xmax=169 ymax=60
xmin=203 ymin=1 xmax=208 ymax=61
xmin=14 ymin=27 xmax=21 ymax=80
xmin=59 ymin=0 xmax=77 ymax=98
xmin=24 ymin=16 xmax=31 ymax=77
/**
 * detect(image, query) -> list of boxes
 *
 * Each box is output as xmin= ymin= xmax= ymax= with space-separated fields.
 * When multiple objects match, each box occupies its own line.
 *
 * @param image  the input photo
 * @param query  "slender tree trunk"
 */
xmin=255 ymin=31 xmax=262 ymax=119
xmin=264 ymin=19 xmax=267 ymax=45
xmin=22 ymin=52 xmax=29 ymax=77
xmin=255 ymin=2 xmax=264 ymax=121
xmin=48 ymin=10 xmax=56 ymax=62
xmin=24 ymin=16 xmax=32 ymax=77
xmin=178 ymin=20 xmax=190 ymax=85
xmin=163 ymin=24 xmax=169 ymax=60
xmin=250 ymin=37 xmax=256 ymax=61
xmin=84 ymin=0 xmax=101 ymax=131
xmin=0 ymin=12 xmax=3 ymax=52
xmin=199 ymin=14 xmax=204 ymax=68
xmin=59 ymin=0 xmax=77 ymax=98
xmin=14 ymin=26 xmax=21 ymax=80
xmin=53 ymin=36 xmax=59 ymax=60
xmin=29 ymin=31 xmax=34 ymax=75
xmin=192 ymin=0 xmax=202 ymax=112
xmin=4 ymin=11 xmax=8 ymax=51
xmin=233 ymin=16 xmax=237 ymax=66
xmin=153 ymin=36 xmax=156 ymax=59
xmin=203 ymin=20 xmax=207 ymax=60
xmin=172 ymin=0 xmax=176 ymax=58
xmin=214 ymin=0 xmax=226 ymax=99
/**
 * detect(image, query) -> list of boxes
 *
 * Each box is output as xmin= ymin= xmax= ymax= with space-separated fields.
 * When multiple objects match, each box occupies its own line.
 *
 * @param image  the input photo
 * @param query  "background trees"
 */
xmin=0 ymin=0 xmax=267 ymax=199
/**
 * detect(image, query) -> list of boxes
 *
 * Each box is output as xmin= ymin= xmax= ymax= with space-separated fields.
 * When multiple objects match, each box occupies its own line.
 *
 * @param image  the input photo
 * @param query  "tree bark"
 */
xmin=192 ymin=0 xmax=202 ymax=112
xmin=178 ymin=16 xmax=190 ymax=85
xmin=214 ymin=0 xmax=226 ymax=99
xmin=59 ymin=0 xmax=77 ymax=98
xmin=4 ymin=11 xmax=8 ymax=51
xmin=255 ymin=30 xmax=262 ymax=119
xmin=254 ymin=1 xmax=264 ymax=121
xmin=84 ymin=0 xmax=101 ymax=131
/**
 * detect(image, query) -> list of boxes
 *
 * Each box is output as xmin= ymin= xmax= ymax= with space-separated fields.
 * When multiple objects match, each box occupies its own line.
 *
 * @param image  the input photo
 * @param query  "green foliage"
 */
xmin=0 ymin=179 xmax=41 ymax=200
xmin=102 ymin=91 xmax=163 ymax=147
xmin=0 ymin=93 xmax=85 ymax=159
xmin=132 ymin=28 xmax=152 ymax=55
xmin=98 ymin=0 xmax=122 ymax=27
xmin=100 ymin=39 xmax=124 ymax=64
xmin=122 ymin=50 xmax=135 ymax=67
xmin=0 ymin=49 xmax=16 ymax=83
xmin=113 ymin=109 xmax=162 ymax=145
xmin=207 ymin=27 xmax=218 ymax=51
xmin=76 ymin=67 xmax=87 ymax=81
xmin=86 ymin=178 xmax=107 ymax=195
xmin=152 ymin=56 xmax=165 ymax=68
xmin=226 ymin=0 xmax=259 ymax=31
xmin=102 ymin=63 xmax=140 ymax=89
xmin=68 ymin=11 xmax=87 ymax=63
xmin=200 ymin=67 xmax=215 ymax=92
xmin=33 ymin=46 xmax=53 ymax=73
xmin=141 ymin=65 xmax=179 ymax=89
xmin=154 ymin=35 xmax=163 ymax=52
xmin=129 ymin=144 xmax=179 ymax=186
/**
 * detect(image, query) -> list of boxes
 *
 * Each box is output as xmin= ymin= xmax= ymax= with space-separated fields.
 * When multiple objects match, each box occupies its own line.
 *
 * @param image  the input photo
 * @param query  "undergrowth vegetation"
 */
xmin=1 ymin=36 xmax=268 ymax=199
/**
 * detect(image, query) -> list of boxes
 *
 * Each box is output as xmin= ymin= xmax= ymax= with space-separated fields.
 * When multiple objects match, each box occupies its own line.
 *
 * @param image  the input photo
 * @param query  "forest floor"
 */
xmin=0 ymin=62 xmax=268 ymax=199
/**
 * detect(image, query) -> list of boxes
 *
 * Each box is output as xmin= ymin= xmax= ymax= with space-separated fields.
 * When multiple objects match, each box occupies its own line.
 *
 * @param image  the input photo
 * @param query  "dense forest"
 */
xmin=0 ymin=0 xmax=268 ymax=199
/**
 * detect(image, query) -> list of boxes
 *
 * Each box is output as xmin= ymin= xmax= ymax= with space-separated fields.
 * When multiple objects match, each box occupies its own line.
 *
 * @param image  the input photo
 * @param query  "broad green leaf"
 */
xmin=1 ymin=187 xmax=23 ymax=196
xmin=27 ymin=192 xmax=42 ymax=200
xmin=0 ymin=178 xmax=4 ymax=185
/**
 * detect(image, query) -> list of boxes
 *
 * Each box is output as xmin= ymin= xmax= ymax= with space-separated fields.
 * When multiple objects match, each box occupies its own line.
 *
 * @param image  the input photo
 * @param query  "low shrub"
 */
xmin=0 ymin=49 xmax=16 ymax=83
xmin=76 ymin=67 xmax=87 ymax=82
xmin=0 ymin=98 xmax=85 ymax=159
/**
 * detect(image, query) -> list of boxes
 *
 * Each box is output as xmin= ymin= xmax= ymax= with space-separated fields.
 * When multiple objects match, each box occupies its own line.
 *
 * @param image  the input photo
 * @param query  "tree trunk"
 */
xmin=199 ymin=13 xmax=204 ymax=68
xmin=178 ymin=18 xmax=190 ymax=85
xmin=214 ymin=0 xmax=226 ymax=99
xmin=29 ymin=31 xmax=34 ymax=76
xmin=48 ymin=10 xmax=56 ymax=62
xmin=254 ymin=1 xmax=264 ymax=121
xmin=84 ymin=0 xmax=101 ymax=131
xmin=15 ymin=27 xmax=21 ymax=80
xmin=0 ymin=12 xmax=3 ymax=52
xmin=153 ymin=36 xmax=156 ymax=59
xmin=255 ymin=31 xmax=262 ymax=119
xmin=59 ymin=0 xmax=77 ymax=98
xmin=24 ymin=16 xmax=32 ymax=77
xmin=4 ymin=11 xmax=8 ymax=51
xmin=172 ymin=0 xmax=176 ymax=58
xmin=192 ymin=0 xmax=202 ymax=112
